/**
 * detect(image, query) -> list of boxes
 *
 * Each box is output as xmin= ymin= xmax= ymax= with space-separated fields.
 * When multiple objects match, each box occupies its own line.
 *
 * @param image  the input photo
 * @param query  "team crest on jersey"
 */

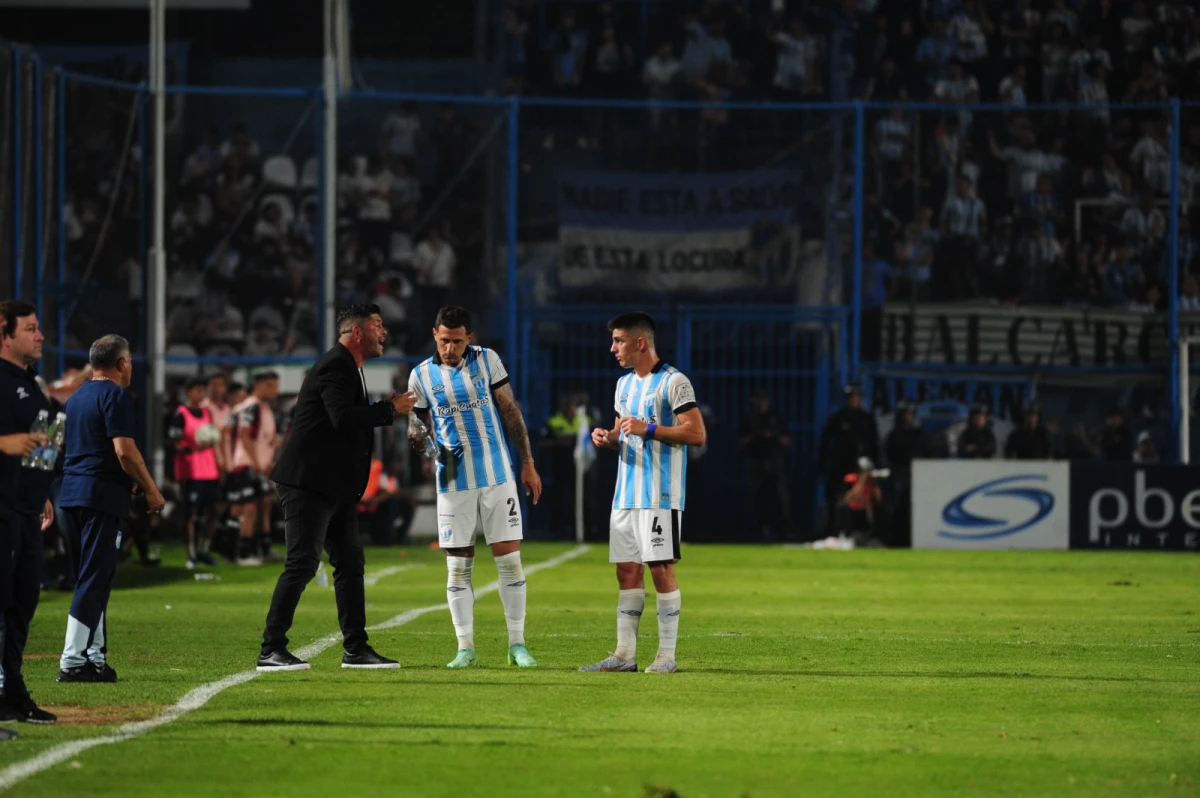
xmin=473 ymin=376 xmax=487 ymax=392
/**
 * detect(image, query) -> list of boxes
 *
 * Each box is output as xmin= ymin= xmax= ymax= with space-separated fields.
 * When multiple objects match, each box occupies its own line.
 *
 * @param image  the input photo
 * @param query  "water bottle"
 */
xmin=624 ymin=426 xmax=644 ymax=452
xmin=38 ymin=412 xmax=67 ymax=472
xmin=316 ymin=561 xmax=329 ymax=587
xmin=408 ymin=413 xmax=440 ymax=460
xmin=21 ymin=410 xmax=49 ymax=468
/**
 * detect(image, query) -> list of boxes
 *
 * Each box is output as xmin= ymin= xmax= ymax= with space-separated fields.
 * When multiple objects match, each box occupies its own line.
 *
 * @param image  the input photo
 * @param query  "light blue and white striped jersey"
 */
xmin=408 ymin=346 xmax=514 ymax=494
xmin=612 ymin=361 xmax=698 ymax=512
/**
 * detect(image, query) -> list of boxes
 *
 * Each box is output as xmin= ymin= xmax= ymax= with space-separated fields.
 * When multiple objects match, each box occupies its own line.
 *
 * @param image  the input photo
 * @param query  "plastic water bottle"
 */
xmin=38 ymin=412 xmax=67 ymax=472
xmin=624 ymin=428 xmax=644 ymax=452
xmin=21 ymin=410 xmax=49 ymax=468
xmin=408 ymin=413 xmax=439 ymax=460
xmin=316 ymin=561 xmax=330 ymax=587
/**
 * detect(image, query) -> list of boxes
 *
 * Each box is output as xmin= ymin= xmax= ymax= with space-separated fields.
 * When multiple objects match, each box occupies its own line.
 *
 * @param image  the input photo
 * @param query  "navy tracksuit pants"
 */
xmin=59 ymin=508 xmax=121 ymax=670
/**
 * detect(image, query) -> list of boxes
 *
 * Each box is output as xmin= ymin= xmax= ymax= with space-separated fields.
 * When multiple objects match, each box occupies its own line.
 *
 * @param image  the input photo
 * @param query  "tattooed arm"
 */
xmin=493 ymin=384 xmax=542 ymax=503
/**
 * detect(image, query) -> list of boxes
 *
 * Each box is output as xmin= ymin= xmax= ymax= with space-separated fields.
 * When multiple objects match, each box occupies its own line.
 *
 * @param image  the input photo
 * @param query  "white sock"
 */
xmin=60 ymin=614 xmax=93 ymax=670
xmin=615 ymin=588 xmax=645 ymax=662
xmin=446 ymin=556 xmax=475 ymax=650
xmin=656 ymin=590 xmax=681 ymax=660
xmin=494 ymin=551 xmax=527 ymax=646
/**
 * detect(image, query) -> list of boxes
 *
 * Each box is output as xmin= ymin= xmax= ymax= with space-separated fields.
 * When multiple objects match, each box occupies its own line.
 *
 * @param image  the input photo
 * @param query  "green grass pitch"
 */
xmin=0 ymin=543 xmax=1196 ymax=797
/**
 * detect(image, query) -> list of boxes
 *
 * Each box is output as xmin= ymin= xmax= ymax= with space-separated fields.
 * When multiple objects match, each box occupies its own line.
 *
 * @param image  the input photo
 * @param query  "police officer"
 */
xmin=1005 ymin=403 xmax=1054 ymax=460
xmin=958 ymin=404 xmax=997 ymax=459
xmin=884 ymin=402 xmax=924 ymax=547
xmin=0 ymin=302 xmax=57 ymax=725
xmin=818 ymin=384 xmax=879 ymax=533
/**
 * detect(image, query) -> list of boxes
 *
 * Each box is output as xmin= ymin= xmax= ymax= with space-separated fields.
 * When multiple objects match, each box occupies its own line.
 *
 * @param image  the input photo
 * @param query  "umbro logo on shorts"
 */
xmin=650 ymin=537 xmax=664 ymax=546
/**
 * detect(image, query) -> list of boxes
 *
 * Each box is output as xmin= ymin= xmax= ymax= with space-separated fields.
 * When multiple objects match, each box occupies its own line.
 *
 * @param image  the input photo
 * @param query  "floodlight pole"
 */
xmin=320 ymin=0 xmax=338 ymax=350
xmin=149 ymin=0 xmax=167 ymax=483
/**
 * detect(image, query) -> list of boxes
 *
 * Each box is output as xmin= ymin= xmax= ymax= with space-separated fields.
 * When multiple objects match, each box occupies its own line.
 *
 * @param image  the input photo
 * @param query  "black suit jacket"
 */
xmin=271 ymin=343 xmax=395 ymax=502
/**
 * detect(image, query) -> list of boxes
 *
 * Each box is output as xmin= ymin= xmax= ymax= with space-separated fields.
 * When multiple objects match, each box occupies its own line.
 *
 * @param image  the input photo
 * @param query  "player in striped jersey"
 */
xmin=407 ymin=306 xmax=543 ymax=669
xmin=581 ymin=312 xmax=706 ymax=674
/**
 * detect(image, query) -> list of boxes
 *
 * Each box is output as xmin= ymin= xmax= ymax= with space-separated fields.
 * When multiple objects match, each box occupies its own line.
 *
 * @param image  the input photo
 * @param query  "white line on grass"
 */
xmin=0 ymin=544 xmax=590 ymax=793
xmin=363 ymin=564 xmax=422 ymax=587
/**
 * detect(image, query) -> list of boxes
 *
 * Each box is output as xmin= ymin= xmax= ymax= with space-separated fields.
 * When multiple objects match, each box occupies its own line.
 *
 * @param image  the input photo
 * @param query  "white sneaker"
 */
xmin=645 ymin=654 xmax=677 ymax=674
xmin=236 ymin=556 xmax=263 ymax=567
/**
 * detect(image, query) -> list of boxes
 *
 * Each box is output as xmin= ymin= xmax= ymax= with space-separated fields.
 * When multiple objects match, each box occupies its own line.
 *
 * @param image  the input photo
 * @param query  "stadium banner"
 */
xmin=1069 ymin=464 xmax=1200 ymax=551
xmin=912 ymin=460 xmax=1070 ymax=550
xmin=556 ymin=170 xmax=802 ymax=292
xmin=881 ymin=303 xmax=1200 ymax=368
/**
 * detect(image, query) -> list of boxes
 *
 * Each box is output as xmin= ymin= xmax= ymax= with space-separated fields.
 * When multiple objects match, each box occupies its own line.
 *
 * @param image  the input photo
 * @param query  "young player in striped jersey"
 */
xmin=407 ymin=306 xmax=543 ymax=669
xmin=582 ymin=312 xmax=706 ymax=674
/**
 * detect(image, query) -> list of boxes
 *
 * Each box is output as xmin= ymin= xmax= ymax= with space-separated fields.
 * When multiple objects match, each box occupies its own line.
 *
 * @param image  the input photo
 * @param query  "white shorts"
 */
xmin=609 ymin=509 xmax=682 ymax=564
xmin=436 ymin=482 xmax=524 ymax=549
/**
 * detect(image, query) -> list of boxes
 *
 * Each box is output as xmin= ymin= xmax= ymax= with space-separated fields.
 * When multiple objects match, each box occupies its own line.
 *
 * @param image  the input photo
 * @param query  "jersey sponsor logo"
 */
xmin=15 ymin=387 xmax=28 ymax=399
xmin=433 ymin=396 xmax=492 ymax=415
xmin=662 ymin=492 xmax=670 ymax=502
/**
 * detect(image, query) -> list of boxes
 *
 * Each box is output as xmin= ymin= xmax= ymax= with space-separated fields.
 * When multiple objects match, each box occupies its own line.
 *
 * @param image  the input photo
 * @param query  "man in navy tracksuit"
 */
xmin=56 ymin=334 xmax=164 ymax=683
xmin=0 ymin=301 xmax=57 ymax=724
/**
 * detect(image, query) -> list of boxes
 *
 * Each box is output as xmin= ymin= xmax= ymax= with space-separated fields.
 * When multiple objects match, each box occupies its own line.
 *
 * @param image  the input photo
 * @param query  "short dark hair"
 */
xmin=607 ymin=311 xmax=656 ymax=339
xmin=207 ymin=372 xmax=227 ymax=385
xmin=254 ymin=371 xmax=280 ymax=384
xmin=89 ymin=334 xmax=131 ymax=371
xmin=434 ymin=306 xmax=472 ymax=333
xmin=227 ymin=381 xmax=246 ymax=394
xmin=185 ymin=376 xmax=208 ymax=391
xmin=0 ymin=300 xmax=38 ymax=338
xmin=336 ymin=303 xmax=382 ymax=336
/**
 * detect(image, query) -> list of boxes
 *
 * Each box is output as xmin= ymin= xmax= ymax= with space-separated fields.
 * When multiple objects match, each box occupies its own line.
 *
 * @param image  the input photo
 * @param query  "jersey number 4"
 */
xmin=651 ymin=517 xmax=664 ymax=536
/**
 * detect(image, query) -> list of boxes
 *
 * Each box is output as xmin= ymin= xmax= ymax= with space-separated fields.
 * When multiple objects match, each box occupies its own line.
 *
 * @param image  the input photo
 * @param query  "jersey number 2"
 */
xmin=507 ymin=498 xmax=517 ymax=517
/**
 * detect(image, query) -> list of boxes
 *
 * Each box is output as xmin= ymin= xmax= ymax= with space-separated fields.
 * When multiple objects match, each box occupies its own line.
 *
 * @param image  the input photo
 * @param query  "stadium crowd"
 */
xmin=500 ymin=0 xmax=1200 ymax=312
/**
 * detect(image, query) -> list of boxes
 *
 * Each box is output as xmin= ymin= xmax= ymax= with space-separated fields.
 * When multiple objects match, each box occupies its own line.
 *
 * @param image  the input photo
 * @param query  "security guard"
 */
xmin=1005 ymin=403 xmax=1054 ymax=460
xmin=818 ymin=384 xmax=879 ymax=533
xmin=0 ymin=301 xmax=57 ymax=724
xmin=884 ymin=402 xmax=923 ymax=547
xmin=958 ymin=404 xmax=998 ymax=459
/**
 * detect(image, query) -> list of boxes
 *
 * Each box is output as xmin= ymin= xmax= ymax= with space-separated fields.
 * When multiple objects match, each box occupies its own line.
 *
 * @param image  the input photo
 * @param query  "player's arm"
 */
xmin=493 ymin=384 xmax=542 ymax=503
xmin=591 ymin=418 xmax=621 ymax=450
xmin=493 ymin=384 xmax=534 ymax=466
xmin=619 ymin=407 xmax=707 ymax=447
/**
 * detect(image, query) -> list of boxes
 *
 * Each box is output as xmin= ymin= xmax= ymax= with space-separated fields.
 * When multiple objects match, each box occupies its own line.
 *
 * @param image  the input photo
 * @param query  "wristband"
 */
xmin=645 ymin=423 xmax=657 ymax=439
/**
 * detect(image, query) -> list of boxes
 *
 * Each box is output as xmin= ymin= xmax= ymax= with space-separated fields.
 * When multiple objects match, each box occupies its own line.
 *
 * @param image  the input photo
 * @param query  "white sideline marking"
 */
xmin=0 ymin=545 xmax=590 ymax=793
xmin=363 ymin=564 xmax=421 ymax=587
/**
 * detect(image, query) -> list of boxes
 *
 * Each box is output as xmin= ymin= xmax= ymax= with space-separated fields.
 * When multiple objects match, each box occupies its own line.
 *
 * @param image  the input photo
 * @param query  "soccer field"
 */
xmin=0 ymin=543 xmax=1196 ymax=797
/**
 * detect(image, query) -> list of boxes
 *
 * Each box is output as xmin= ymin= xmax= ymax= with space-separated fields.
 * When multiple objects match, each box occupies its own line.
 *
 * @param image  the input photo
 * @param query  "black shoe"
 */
xmin=341 ymin=646 xmax=401 ymax=670
xmin=88 ymin=662 xmax=118 ymax=683
xmin=0 ymin=727 xmax=16 ymax=741
xmin=256 ymin=649 xmax=310 ymax=672
xmin=0 ymin=696 xmax=20 ymax=722
xmin=8 ymin=696 xmax=56 ymax=725
xmin=56 ymin=666 xmax=99 ymax=683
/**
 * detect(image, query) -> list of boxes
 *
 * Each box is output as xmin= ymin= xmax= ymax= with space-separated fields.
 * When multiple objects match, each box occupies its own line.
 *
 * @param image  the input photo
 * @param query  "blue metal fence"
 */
xmin=5 ymin=40 xmax=1198 ymax=534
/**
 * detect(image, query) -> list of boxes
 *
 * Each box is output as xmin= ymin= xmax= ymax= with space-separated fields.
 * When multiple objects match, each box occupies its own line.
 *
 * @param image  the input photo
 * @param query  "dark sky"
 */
xmin=0 ymin=0 xmax=477 ymax=59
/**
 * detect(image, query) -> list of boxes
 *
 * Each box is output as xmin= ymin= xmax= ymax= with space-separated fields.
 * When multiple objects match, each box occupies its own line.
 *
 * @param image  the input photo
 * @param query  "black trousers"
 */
xmin=747 ymin=457 xmax=791 ymax=540
xmin=2 ymin=511 xmax=44 ymax=699
xmin=262 ymin=484 xmax=368 ymax=656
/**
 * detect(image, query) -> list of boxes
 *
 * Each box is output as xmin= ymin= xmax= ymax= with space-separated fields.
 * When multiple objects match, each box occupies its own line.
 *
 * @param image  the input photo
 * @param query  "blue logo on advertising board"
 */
xmin=939 ymin=475 xmax=1055 ymax=540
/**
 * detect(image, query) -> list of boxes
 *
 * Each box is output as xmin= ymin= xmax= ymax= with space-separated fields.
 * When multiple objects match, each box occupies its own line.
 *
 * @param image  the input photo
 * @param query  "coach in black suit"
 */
xmin=258 ymin=303 xmax=418 ymax=672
